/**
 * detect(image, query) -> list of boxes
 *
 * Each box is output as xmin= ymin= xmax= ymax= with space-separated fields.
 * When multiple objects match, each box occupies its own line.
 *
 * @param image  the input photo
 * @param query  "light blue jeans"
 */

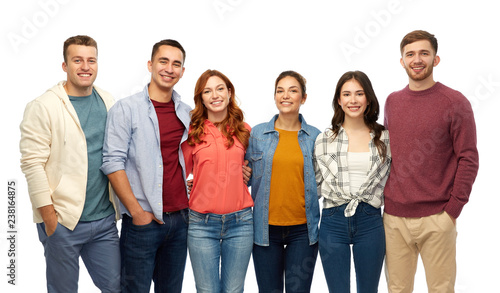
xmin=188 ymin=208 xmax=253 ymax=293
xmin=36 ymin=214 xmax=120 ymax=293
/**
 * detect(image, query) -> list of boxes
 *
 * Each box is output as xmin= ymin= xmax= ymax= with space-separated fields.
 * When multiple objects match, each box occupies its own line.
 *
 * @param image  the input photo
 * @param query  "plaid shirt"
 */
xmin=313 ymin=127 xmax=391 ymax=217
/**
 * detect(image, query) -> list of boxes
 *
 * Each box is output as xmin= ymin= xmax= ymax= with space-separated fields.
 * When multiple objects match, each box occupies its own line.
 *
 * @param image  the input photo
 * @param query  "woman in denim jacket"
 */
xmin=245 ymin=71 xmax=321 ymax=292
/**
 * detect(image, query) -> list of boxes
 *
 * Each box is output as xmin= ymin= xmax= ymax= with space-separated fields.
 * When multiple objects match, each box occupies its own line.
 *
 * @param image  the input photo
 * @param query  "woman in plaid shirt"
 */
xmin=314 ymin=71 xmax=391 ymax=293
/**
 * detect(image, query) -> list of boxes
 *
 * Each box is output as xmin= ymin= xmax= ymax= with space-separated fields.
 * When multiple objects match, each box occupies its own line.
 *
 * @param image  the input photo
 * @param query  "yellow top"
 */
xmin=269 ymin=128 xmax=307 ymax=226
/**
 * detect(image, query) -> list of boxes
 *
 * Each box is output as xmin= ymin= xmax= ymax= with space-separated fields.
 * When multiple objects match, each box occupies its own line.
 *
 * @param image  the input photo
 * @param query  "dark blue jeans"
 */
xmin=120 ymin=209 xmax=188 ymax=293
xmin=253 ymin=224 xmax=318 ymax=293
xmin=319 ymin=203 xmax=385 ymax=293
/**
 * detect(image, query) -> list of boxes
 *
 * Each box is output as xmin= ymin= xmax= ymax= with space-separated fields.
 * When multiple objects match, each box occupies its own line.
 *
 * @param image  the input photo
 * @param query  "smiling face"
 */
xmin=338 ymin=78 xmax=368 ymax=121
xmin=401 ymin=40 xmax=440 ymax=90
xmin=274 ymin=76 xmax=306 ymax=116
xmin=62 ymin=45 xmax=98 ymax=96
xmin=201 ymin=75 xmax=231 ymax=122
xmin=148 ymin=45 xmax=185 ymax=97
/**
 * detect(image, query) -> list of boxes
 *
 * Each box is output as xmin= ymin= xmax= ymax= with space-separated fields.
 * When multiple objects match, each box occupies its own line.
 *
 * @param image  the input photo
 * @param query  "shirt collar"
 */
xmin=143 ymin=83 xmax=181 ymax=104
xmin=337 ymin=124 xmax=375 ymax=139
xmin=263 ymin=114 xmax=311 ymax=135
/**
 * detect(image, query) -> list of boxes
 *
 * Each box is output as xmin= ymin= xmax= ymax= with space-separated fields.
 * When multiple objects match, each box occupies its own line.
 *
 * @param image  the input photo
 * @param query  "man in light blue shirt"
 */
xmin=101 ymin=39 xmax=191 ymax=293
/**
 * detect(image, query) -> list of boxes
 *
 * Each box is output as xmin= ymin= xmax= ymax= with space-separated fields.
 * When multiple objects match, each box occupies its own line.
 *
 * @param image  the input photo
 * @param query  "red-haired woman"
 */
xmin=182 ymin=69 xmax=254 ymax=293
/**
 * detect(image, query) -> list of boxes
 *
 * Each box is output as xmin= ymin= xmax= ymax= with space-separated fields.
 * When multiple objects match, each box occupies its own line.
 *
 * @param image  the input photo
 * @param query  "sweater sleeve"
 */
xmin=19 ymin=100 xmax=54 ymax=209
xmin=444 ymin=97 xmax=479 ymax=218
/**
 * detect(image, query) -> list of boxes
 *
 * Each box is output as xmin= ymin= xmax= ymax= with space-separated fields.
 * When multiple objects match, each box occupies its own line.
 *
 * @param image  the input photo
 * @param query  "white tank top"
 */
xmin=347 ymin=152 xmax=370 ymax=193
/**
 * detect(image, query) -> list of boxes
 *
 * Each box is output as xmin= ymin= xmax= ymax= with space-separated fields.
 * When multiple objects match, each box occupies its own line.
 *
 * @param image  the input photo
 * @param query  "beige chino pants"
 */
xmin=383 ymin=212 xmax=457 ymax=293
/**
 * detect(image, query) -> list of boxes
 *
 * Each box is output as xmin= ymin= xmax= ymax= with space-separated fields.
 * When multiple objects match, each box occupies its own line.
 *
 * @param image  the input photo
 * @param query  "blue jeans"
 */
xmin=252 ymin=224 xmax=319 ymax=293
xmin=188 ymin=208 xmax=253 ymax=293
xmin=36 ymin=214 xmax=120 ymax=293
xmin=120 ymin=209 xmax=188 ymax=293
xmin=319 ymin=203 xmax=385 ymax=293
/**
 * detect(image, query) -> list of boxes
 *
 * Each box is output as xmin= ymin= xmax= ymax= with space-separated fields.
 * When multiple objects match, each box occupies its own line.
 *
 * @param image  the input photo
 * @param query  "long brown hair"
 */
xmin=187 ymin=69 xmax=250 ymax=149
xmin=330 ymin=71 xmax=387 ymax=160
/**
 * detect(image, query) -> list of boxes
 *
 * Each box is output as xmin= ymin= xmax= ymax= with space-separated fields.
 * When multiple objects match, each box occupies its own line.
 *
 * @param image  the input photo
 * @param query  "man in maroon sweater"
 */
xmin=383 ymin=30 xmax=479 ymax=292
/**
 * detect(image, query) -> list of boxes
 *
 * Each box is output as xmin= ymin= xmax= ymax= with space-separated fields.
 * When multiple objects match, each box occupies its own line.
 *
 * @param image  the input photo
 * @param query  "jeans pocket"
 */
xmin=189 ymin=211 xmax=206 ymax=224
xmin=321 ymin=206 xmax=340 ymax=218
xmin=360 ymin=203 xmax=381 ymax=216
xmin=238 ymin=210 xmax=253 ymax=224
xmin=43 ymin=222 xmax=61 ymax=243
xmin=46 ymin=222 xmax=60 ymax=238
xmin=129 ymin=218 xmax=155 ymax=230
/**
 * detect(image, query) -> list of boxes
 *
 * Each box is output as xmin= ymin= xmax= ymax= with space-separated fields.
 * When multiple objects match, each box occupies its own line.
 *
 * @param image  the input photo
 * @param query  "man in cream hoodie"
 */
xmin=20 ymin=35 xmax=120 ymax=293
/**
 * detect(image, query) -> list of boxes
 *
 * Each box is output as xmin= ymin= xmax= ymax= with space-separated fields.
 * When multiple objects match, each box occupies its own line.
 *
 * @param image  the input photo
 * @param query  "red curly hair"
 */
xmin=187 ymin=69 xmax=249 ymax=149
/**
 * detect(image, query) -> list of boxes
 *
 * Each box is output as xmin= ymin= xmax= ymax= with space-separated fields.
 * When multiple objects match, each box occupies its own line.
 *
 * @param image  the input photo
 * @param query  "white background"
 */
xmin=1 ymin=0 xmax=498 ymax=292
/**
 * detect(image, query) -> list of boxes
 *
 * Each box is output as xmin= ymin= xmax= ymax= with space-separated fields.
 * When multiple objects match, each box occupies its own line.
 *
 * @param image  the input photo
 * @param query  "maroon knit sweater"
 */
xmin=384 ymin=82 xmax=479 ymax=219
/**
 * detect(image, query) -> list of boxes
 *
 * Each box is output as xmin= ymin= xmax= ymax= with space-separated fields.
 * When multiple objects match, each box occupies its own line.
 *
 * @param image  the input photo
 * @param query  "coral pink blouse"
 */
xmin=182 ymin=120 xmax=254 ymax=214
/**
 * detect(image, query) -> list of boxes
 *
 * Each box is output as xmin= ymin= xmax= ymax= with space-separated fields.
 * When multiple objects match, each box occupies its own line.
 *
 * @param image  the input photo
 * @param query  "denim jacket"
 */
xmin=245 ymin=114 xmax=321 ymax=246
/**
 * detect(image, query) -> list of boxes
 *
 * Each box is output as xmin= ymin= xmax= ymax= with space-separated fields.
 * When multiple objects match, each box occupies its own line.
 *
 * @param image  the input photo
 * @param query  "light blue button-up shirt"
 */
xmin=101 ymin=85 xmax=191 ymax=221
xmin=245 ymin=114 xmax=321 ymax=246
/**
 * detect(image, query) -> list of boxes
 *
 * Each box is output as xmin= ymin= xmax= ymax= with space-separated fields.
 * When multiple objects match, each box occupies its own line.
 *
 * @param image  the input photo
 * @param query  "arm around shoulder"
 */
xmin=313 ymin=132 xmax=327 ymax=198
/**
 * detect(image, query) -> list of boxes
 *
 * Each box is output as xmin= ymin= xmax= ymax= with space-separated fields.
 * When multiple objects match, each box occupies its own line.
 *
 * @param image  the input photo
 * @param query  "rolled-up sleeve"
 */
xmin=101 ymin=101 xmax=131 ymax=175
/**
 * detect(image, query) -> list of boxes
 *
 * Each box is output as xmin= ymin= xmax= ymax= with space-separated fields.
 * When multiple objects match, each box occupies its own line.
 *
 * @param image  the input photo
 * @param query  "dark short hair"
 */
xmin=151 ymin=39 xmax=186 ymax=64
xmin=400 ymin=30 xmax=438 ymax=55
xmin=63 ymin=35 xmax=97 ymax=63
